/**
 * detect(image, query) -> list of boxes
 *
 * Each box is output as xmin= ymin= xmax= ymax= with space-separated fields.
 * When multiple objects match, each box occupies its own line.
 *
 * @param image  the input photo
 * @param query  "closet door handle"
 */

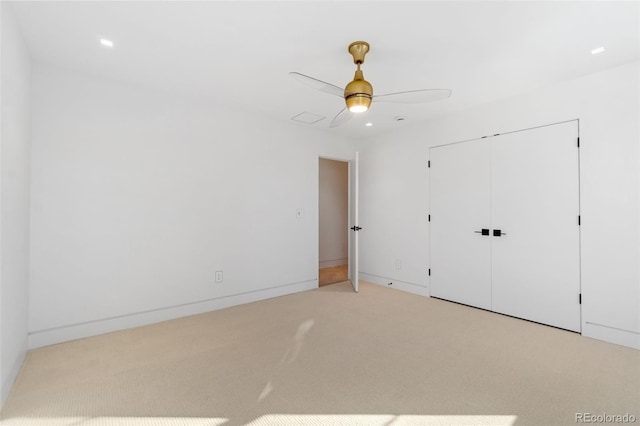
xmin=474 ymin=229 xmax=490 ymax=236
xmin=493 ymin=229 xmax=507 ymax=237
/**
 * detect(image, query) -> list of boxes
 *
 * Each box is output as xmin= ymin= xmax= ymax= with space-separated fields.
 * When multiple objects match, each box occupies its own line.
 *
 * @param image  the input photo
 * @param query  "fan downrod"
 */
xmin=348 ymin=41 xmax=370 ymax=64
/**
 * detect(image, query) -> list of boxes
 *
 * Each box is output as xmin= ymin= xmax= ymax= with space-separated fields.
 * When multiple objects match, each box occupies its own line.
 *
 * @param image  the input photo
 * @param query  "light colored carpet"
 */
xmin=318 ymin=264 xmax=348 ymax=287
xmin=1 ymin=281 xmax=638 ymax=426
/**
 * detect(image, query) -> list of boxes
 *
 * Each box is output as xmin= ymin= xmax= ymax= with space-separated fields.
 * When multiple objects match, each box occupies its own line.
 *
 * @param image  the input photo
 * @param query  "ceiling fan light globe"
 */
xmin=349 ymin=105 xmax=369 ymax=113
xmin=346 ymin=94 xmax=371 ymax=113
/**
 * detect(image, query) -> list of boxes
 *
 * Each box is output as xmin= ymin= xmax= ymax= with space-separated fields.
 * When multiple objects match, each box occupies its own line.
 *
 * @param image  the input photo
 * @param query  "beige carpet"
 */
xmin=1 ymin=281 xmax=639 ymax=426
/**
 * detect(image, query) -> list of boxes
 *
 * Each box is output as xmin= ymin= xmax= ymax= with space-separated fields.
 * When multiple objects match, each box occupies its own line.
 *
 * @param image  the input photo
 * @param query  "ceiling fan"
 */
xmin=290 ymin=41 xmax=452 ymax=128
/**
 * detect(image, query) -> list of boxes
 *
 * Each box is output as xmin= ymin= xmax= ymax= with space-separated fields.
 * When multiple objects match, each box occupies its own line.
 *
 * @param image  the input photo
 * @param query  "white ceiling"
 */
xmin=9 ymin=1 xmax=640 ymax=139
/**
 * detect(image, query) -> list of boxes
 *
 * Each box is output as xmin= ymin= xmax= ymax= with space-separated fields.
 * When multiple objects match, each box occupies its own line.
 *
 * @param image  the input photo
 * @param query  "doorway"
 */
xmin=318 ymin=158 xmax=349 ymax=286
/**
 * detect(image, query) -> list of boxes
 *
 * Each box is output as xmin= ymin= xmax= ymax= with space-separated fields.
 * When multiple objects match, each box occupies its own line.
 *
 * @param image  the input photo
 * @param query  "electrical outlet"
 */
xmin=215 ymin=271 xmax=223 ymax=283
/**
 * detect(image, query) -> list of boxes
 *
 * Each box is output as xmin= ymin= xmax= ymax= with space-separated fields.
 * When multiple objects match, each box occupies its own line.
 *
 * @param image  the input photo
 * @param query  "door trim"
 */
xmin=318 ymin=154 xmax=357 ymax=290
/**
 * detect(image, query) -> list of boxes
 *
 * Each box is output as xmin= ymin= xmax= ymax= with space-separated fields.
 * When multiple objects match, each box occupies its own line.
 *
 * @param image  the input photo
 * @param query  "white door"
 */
xmin=430 ymin=140 xmax=492 ymax=309
xmin=491 ymin=121 xmax=581 ymax=331
xmin=348 ymin=152 xmax=360 ymax=292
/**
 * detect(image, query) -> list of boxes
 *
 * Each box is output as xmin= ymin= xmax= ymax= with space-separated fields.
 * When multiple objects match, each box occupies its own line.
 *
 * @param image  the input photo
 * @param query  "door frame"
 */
xmin=317 ymin=154 xmax=358 ymax=290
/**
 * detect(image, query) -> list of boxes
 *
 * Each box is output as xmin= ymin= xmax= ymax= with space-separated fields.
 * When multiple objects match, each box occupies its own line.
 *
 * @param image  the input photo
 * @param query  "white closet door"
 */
xmin=491 ymin=121 xmax=581 ymax=331
xmin=430 ymin=140 xmax=492 ymax=310
xmin=348 ymin=152 xmax=359 ymax=293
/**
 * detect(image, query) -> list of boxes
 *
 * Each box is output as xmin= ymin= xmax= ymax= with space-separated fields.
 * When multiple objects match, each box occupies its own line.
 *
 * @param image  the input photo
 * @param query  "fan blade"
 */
xmin=373 ymin=89 xmax=452 ymax=104
xmin=289 ymin=72 xmax=345 ymax=98
xmin=329 ymin=108 xmax=353 ymax=128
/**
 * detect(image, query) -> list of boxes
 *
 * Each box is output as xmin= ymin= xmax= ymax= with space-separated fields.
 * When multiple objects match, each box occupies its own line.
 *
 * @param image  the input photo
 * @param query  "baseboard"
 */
xmin=319 ymin=258 xmax=348 ymax=269
xmin=582 ymin=321 xmax=640 ymax=350
xmin=28 ymin=280 xmax=318 ymax=349
xmin=359 ymin=272 xmax=429 ymax=297
xmin=358 ymin=272 xmax=640 ymax=351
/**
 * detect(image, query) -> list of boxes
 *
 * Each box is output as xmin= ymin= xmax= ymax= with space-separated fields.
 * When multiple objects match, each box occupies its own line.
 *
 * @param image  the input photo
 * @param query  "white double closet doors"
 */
xmin=430 ymin=121 xmax=581 ymax=332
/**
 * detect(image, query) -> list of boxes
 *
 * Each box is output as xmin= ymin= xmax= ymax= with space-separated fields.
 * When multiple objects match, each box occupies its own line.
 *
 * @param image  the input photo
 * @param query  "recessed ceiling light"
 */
xmin=99 ymin=38 xmax=114 ymax=48
xmin=365 ymin=122 xmax=373 ymax=127
xmin=591 ymin=46 xmax=605 ymax=55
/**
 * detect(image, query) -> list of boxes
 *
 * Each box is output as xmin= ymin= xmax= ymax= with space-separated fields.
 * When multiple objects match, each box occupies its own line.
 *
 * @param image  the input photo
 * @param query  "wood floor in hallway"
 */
xmin=318 ymin=264 xmax=348 ymax=286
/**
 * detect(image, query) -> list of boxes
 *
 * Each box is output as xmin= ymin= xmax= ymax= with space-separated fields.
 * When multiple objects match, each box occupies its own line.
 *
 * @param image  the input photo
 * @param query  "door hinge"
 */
xmin=579 ymin=293 xmax=582 ymax=304
xmin=428 ymin=268 xmax=431 ymax=276
xmin=428 ymin=214 xmax=431 ymax=222
xmin=578 ymin=215 xmax=581 ymax=225
xmin=428 ymin=160 xmax=431 ymax=168
xmin=577 ymin=137 xmax=580 ymax=148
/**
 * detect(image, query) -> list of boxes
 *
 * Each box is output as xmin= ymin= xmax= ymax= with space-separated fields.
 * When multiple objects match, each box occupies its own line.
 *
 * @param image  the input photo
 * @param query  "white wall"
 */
xmin=28 ymin=63 xmax=356 ymax=348
xmin=358 ymin=61 xmax=640 ymax=349
xmin=0 ymin=2 xmax=31 ymax=407
xmin=318 ymin=158 xmax=348 ymax=268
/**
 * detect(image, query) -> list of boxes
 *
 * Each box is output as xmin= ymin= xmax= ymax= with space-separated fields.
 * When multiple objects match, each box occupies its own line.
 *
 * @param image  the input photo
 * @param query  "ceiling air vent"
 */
xmin=291 ymin=112 xmax=325 ymax=125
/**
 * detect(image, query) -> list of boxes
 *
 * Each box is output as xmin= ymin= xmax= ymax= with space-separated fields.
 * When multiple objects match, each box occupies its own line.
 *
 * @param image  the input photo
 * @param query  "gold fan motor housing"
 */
xmin=345 ymin=70 xmax=373 ymax=97
xmin=345 ymin=69 xmax=373 ymax=112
